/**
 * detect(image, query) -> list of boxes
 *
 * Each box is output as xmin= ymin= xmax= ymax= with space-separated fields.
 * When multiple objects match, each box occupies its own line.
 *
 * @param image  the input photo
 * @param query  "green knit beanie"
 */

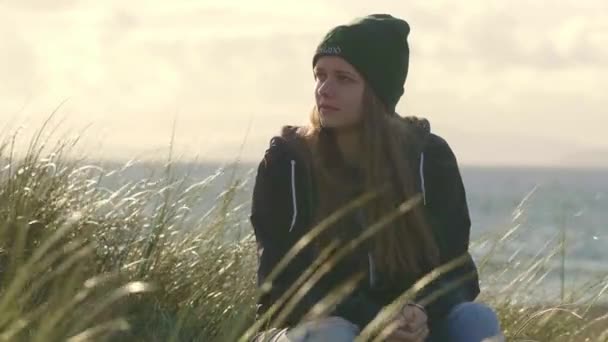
xmin=312 ymin=14 xmax=410 ymax=113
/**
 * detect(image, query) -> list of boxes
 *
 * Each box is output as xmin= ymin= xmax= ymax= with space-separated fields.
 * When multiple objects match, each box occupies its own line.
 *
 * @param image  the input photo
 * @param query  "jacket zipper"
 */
xmin=368 ymin=152 xmax=426 ymax=287
xmin=287 ymin=153 xmax=426 ymax=286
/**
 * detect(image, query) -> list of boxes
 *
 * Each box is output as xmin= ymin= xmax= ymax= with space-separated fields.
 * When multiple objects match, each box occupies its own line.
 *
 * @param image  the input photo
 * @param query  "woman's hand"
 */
xmin=382 ymin=303 xmax=429 ymax=342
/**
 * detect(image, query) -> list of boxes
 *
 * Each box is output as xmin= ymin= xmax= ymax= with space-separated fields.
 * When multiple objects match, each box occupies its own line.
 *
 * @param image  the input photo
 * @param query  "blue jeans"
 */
xmin=253 ymin=302 xmax=503 ymax=342
xmin=427 ymin=302 xmax=504 ymax=342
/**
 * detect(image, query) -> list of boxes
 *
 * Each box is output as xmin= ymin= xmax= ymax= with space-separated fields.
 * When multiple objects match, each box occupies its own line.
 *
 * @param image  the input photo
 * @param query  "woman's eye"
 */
xmin=337 ymin=75 xmax=352 ymax=82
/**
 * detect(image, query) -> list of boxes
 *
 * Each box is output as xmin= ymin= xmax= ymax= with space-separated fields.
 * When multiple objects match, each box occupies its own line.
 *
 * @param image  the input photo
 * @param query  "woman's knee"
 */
xmin=285 ymin=316 xmax=359 ymax=342
xmin=449 ymin=302 xmax=501 ymax=330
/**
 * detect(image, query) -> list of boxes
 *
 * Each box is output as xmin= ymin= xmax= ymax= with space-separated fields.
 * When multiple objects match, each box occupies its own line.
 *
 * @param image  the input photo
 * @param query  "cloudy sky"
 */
xmin=1 ymin=1 xmax=606 ymax=167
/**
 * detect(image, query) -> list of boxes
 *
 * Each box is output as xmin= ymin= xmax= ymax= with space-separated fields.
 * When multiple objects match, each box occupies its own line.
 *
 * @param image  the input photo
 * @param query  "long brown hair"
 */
xmin=302 ymin=85 xmax=440 ymax=280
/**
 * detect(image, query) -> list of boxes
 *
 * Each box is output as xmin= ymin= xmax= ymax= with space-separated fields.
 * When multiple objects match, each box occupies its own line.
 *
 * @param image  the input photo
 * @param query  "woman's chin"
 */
xmin=320 ymin=118 xmax=343 ymax=129
xmin=320 ymin=119 xmax=360 ymax=132
xmin=320 ymin=114 xmax=348 ymax=127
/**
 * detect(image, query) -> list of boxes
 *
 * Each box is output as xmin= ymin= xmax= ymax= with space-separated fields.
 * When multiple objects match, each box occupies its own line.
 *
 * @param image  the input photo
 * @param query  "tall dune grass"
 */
xmin=0 ymin=120 xmax=606 ymax=341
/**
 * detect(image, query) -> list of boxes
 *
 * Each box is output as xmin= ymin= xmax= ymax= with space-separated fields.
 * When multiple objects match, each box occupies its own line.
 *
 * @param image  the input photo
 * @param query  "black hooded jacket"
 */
xmin=249 ymin=118 xmax=480 ymax=332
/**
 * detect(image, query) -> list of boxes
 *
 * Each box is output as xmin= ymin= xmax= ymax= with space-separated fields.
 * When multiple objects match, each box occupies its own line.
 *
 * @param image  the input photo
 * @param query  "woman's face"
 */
xmin=314 ymin=56 xmax=365 ymax=128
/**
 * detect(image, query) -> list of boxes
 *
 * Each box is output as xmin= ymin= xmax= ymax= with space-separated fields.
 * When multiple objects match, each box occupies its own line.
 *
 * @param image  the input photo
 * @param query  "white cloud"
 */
xmin=0 ymin=1 xmax=606 ymax=166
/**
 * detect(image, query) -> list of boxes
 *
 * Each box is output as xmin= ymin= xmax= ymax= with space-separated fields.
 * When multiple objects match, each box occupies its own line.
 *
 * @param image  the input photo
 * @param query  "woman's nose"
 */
xmin=317 ymin=79 xmax=334 ymax=98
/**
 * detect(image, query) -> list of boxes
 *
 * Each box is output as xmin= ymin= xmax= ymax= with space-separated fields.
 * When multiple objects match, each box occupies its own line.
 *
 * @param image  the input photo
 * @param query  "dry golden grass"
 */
xmin=0 ymin=118 xmax=605 ymax=341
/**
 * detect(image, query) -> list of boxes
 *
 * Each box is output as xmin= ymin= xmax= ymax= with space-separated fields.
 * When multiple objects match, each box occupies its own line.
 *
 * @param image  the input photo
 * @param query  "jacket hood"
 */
xmin=276 ymin=115 xmax=432 ymax=161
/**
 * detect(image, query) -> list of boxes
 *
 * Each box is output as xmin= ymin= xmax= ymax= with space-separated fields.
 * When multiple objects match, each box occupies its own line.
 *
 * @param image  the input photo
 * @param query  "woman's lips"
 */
xmin=319 ymin=104 xmax=340 ymax=112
